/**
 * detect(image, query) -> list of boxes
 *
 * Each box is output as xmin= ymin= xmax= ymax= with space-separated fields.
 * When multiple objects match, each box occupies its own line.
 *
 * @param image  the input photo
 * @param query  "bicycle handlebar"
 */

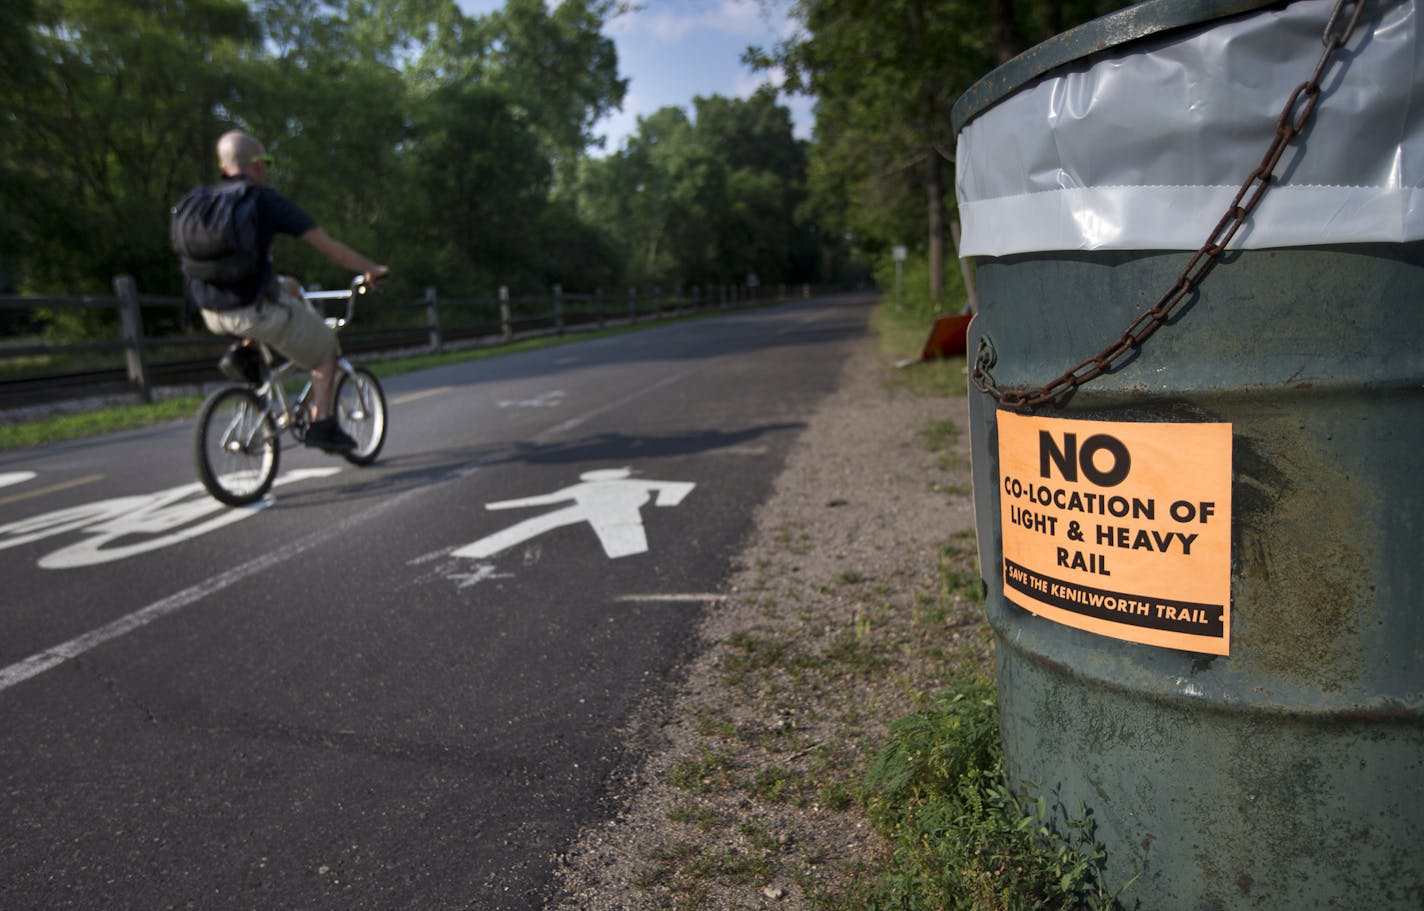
xmin=305 ymin=275 xmax=370 ymax=329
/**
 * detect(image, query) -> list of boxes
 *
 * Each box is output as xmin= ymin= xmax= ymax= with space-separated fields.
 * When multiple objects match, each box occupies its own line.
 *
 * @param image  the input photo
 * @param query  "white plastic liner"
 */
xmin=955 ymin=0 xmax=1424 ymax=256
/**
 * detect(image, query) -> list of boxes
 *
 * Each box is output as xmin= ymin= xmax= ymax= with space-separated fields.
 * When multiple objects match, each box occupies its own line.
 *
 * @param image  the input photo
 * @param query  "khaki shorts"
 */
xmin=202 ymin=277 xmax=339 ymax=369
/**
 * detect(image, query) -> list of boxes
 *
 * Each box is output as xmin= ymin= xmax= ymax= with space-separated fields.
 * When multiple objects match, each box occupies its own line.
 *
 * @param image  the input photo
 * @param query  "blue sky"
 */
xmin=455 ymin=0 xmax=815 ymax=153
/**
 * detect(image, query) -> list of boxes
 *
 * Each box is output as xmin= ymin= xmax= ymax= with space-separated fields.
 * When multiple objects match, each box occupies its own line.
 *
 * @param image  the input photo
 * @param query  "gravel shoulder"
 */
xmin=551 ymin=323 xmax=991 ymax=910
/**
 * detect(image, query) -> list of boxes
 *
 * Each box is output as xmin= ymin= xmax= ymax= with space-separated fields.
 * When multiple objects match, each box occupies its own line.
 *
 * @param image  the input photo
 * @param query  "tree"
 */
xmin=0 ymin=0 xmax=259 ymax=294
xmin=237 ymin=1 xmax=412 ymax=291
xmin=486 ymin=0 xmax=627 ymax=173
xmin=575 ymin=91 xmax=814 ymax=290
xmin=756 ymin=0 xmax=1131 ymax=303
xmin=402 ymin=82 xmax=551 ymax=292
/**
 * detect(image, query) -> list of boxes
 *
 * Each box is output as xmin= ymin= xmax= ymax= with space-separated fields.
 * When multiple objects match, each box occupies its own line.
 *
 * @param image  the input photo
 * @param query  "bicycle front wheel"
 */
xmin=194 ymin=386 xmax=280 ymax=506
xmin=334 ymin=367 xmax=387 ymax=466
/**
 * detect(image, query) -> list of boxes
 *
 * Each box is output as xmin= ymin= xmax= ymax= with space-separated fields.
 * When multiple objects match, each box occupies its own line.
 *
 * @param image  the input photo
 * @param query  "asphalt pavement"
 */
xmin=0 ymin=293 xmax=874 ymax=909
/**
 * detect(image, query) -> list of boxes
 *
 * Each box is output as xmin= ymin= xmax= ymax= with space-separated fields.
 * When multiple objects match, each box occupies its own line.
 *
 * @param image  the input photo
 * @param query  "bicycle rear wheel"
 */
xmin=334 ymin=367 xmax=387 ymax=466
xmin=195 ymin=386 xmax=280 ymax=506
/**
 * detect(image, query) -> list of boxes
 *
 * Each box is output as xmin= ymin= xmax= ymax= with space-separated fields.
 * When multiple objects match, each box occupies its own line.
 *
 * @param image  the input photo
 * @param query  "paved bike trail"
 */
xmin=0 ymin=294 xmax=873 ymax=909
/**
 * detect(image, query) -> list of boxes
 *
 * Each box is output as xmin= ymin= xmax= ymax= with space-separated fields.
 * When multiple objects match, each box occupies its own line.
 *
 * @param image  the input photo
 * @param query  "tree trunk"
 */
xmin=988 ymin=0 xmax=1027 ymax=63
xmin=951 ymin=219 xmax=978 ymax=315
xmin=1049 ymin=0 xmax=1066 ymax=37
xmin=927 ymin=150 xmax=944 ymax=302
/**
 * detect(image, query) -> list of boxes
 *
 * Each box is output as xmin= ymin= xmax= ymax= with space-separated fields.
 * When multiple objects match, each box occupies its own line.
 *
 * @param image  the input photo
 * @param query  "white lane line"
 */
xmin=498 ymin=390 xmax=565 ymax=409
xmin=538 ymin=369 xmax=694 ymax=438
xmin=0 ymin=479 xmax=438 ymax=695
xmin=616 ymin=594 xmax=727 ymax=604
xmin=0 ymin=474 xmax=103 ymax=508
xmin=0 ymin=472 xmax=37 ymax=490
xmin=0 ymin=546 xmax=293 ymax=692
xmin=774 ymin=311 xmax=832 ymax=335
xmin=537 ymin=308 xmax=824 ymax=438
xmin=390 ymin=387 xmax=449 ymax=406
xmin=406 ymin=546 xmax=456 ymax=566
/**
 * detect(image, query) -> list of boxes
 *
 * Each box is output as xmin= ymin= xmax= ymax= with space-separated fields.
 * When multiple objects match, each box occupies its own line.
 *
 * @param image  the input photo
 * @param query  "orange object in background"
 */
xmin=919 ymin=313 xmax=972 ymax=359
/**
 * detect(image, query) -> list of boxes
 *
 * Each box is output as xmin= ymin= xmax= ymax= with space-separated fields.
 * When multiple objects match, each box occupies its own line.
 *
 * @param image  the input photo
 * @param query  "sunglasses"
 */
xmin=251 ymin=153 xmax=275 ymax=166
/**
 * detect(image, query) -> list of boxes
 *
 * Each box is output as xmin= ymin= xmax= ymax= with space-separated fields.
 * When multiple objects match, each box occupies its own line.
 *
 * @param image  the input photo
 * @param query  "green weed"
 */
xmin=668 ymin=748 xmax=737 ymax=794
xmin=668 ymin=803 xmax=723 ymax=831
xmin=824 ymin=633 xmax=888 ymax=678
xmin=751 ymin=764 xmax=797 ymax=804
xmin=919 ymin=418 xmax=959 ymax=449
xmin=940 ymin=532 xmax=985 ymax=607
xmin=858 ymin=676 xmax=1121 ymax=910
xmin=720 ymin=632 xmax=789 ymax=687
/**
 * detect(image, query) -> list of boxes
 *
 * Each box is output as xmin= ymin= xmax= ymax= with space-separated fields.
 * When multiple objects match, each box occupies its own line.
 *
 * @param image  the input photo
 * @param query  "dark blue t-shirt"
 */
xmin=187 ymin=176 xmax=318 ymax=310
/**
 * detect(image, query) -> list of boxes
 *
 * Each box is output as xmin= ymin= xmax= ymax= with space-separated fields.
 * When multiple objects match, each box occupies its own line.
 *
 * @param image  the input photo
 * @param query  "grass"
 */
xmin=875 ymin=253 xmax=973 ymax=399
xmin=668 ymin=748 xmax=738 ymax=794
xmin=848 ymin=279 xmax=1119 ymax=909
xmin=837 ymin=568 xmax=866 ymax=585
xmin=0 ymin=395 xmax=207 ymax=450
xmin=852 ymin=677 xmax=1121 ymax=911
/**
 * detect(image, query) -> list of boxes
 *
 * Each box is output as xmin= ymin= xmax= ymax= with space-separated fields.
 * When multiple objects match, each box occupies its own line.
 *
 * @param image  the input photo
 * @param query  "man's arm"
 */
xmin=299 ymin=227 xmax=390 ymax=286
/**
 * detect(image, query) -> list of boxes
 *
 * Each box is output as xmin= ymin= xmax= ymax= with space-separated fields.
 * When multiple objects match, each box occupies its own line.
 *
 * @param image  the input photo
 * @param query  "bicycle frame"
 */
xmin=196 ymin=274 xmax=387 ymax=506
xmin=246 ymin=277 xmax=374 ymax=442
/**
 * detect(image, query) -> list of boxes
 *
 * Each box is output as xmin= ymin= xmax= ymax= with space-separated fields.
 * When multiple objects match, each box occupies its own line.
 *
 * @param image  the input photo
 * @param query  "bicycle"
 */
xmin=193 ymin=275 xmax=388 ymax=506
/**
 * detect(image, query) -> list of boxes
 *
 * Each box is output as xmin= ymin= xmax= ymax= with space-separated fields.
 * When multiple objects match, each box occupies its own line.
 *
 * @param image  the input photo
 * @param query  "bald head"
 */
xmin=216 ymin=131 xmax=266 ymax=178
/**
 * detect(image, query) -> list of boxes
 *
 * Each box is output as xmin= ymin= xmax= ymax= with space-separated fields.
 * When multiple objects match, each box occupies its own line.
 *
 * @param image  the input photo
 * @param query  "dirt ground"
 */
xmin=550 ymin=327 xmax=992 ymax=910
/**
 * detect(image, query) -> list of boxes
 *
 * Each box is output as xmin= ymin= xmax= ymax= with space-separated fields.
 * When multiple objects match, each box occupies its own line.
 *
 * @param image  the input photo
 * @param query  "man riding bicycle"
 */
xmin=178 ymin=130 xmax=389 ymax=453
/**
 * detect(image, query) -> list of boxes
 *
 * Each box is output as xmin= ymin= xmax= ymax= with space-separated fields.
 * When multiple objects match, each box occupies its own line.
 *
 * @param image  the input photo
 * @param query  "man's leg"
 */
xmin=309 ymin=351 xmax=338 ymax=422
xmin=212 ymin=284 xmax=352 ymax=452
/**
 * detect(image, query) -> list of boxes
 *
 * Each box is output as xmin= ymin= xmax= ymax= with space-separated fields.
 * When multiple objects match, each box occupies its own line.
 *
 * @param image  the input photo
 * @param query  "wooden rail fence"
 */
xmin=0 ymin=277 xmax=821 ymax=412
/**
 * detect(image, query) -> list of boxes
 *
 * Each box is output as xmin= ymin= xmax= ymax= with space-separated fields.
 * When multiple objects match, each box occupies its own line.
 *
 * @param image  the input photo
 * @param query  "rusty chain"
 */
xmin=972 ymin=0 xmax=1368 ymax=411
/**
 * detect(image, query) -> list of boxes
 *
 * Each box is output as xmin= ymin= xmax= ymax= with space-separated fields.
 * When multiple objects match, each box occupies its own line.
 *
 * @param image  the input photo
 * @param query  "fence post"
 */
xmin=595 ymin=289 xmax=605 ymax=329
xmin=499 ymin=286 xmax=512 ymax=342
xmin=425 ymin=286 xmax=442 ymax=353
xmin=113 ymin=275 xmax=152 ymax=403
xmin=628 ymin=287 xmax=637 ymax=324
xmin=553 ymin=283 xmax=564 ymax=335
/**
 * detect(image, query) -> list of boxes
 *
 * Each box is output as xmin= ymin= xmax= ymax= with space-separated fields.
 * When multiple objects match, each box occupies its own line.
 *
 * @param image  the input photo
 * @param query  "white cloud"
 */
xmin=585 ymin=0 xmax=816 ymax=151
xmin=626 ymin=0 xmax=783 ymax=44
xmin=733 ymin=64 xmax=786 ymax=99
xmin=596 ymin=88 xmax=642 ymax=151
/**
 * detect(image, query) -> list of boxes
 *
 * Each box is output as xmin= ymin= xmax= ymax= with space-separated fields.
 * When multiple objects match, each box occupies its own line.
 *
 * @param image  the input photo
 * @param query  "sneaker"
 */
xmin=218 ymin=342 xmax=263 ymax=385
xmin=305 ymin=417 xmax=357 ymax=453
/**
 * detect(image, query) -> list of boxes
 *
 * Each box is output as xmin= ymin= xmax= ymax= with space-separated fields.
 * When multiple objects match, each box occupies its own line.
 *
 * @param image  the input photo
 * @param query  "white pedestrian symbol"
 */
xmin=452 ymin=468 xmax=695 ymax=560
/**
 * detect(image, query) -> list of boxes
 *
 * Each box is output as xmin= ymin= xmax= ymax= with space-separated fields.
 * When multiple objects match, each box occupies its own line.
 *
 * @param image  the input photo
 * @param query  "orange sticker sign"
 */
xmin=997 ymin=412 xmax=1232 ymax=655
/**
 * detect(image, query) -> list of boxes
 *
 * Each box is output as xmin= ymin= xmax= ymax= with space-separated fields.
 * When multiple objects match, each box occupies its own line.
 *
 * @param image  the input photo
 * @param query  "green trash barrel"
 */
xmin=953 ymin=0 xmax=1424 ymax=907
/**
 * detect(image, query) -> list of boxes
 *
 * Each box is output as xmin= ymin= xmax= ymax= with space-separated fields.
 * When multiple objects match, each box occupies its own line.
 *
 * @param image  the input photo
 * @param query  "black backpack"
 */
xmin=170 ymin=179 xmax=261 ymax=284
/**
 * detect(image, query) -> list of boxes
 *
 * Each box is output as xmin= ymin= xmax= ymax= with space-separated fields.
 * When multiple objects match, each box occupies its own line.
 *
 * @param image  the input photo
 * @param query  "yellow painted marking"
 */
xmin=0 ymin=474 xmax=105 ymax=508
xmin=390 ymin=387 xmax=449 ymax=406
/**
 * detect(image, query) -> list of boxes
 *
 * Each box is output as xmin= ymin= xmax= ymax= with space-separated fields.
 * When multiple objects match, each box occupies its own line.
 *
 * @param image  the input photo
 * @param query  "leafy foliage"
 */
xmin=0 ymin=0 xmax=617 ymax=299
xmin=1 ymin=0 xmax=855 ymax=302
xmin=2 ymin=0 xmax=1138 ymax=327
xmin=753 ymin=0 xmax=1133 ymax=301
xmin=576 ymin=90 xmax=821 ymax=289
